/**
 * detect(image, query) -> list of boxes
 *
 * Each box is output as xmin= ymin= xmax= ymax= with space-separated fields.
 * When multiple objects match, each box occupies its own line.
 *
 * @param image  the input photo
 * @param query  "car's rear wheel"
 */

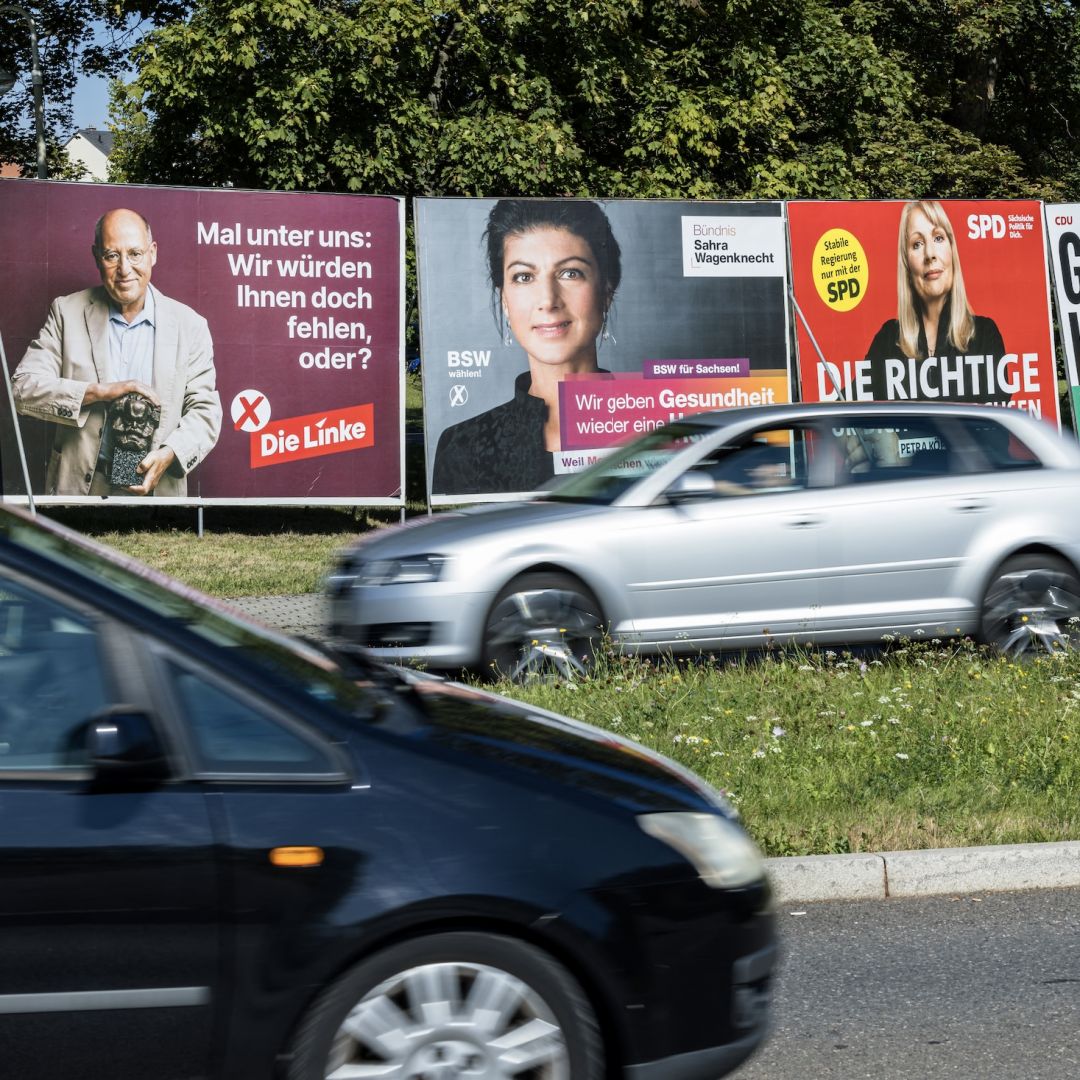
xmin=284 ymin=931 xmax=604 ymax=1080
xmin=979 ymin=554 xmax=1080 ymax=658
xmin=482 ymin=573 xmax=604 ymax=682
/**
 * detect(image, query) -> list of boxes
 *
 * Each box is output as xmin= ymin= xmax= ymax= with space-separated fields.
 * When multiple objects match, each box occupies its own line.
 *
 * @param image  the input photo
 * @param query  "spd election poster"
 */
xmin=0 ymin=180 xmax=404 ymax=505
xmin=416 ymin=198 xmax=792 ymax=505
xmin=787 ymin=200 xmax=1059 ymax=428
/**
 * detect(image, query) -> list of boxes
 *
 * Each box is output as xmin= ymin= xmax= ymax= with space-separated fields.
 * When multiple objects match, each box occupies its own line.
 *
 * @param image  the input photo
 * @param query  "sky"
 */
xmin=73 ymin=72 xmax=111 ymax=130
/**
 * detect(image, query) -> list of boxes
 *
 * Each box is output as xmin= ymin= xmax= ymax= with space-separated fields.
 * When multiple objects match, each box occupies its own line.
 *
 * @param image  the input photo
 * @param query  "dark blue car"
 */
xmin=0 ymin=504 xmax=775 ymax=1079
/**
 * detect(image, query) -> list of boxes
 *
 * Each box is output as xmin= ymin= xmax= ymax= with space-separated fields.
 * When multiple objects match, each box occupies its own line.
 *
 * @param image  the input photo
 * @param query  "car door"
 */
xmin=0 ymin=568 xmax=220 ymax=1080
xmin=141 ymin=642 xmax=367 ymax=1078
xmin=604 ymin=422 xmax=845 ymax=650
xmin=815 ymin=412 xmax=1005 ymax=640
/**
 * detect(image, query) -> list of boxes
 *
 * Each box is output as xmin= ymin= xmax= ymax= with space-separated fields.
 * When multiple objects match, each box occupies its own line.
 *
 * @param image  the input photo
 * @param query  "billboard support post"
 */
xmin=0 ymin=329 xmax=37 ymax=513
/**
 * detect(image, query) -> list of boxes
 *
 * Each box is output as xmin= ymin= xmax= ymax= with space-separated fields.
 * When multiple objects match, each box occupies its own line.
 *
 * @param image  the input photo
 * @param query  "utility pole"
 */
xmin=0 ymin=4 xmax=48 ymax=179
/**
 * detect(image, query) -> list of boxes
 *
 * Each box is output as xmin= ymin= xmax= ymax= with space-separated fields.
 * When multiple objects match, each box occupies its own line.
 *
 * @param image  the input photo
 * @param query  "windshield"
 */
xmin=545 ymin=420 xmax=712 ymax=504
xmin=1 ymin=508 xmax=380 ymax=719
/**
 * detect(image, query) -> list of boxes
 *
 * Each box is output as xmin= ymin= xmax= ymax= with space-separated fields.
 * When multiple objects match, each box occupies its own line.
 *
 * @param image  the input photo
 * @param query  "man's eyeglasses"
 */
xmin=97 ymin=248 xmax=149 ymax=267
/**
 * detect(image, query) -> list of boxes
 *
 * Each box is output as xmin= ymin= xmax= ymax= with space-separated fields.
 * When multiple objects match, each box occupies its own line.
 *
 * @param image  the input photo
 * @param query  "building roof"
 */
xmin=67 ymin=129 xmax=115 ymax=157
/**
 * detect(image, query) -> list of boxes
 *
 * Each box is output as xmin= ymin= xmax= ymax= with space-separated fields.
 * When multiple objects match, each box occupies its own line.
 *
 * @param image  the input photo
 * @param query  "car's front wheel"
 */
xmin=979 ymin=553 xmax=1080 ymax=658
xmin=482 ymin=572 xmax=604 ymax=682
xmin=284 ymin=931 xmax=603 ymax=1080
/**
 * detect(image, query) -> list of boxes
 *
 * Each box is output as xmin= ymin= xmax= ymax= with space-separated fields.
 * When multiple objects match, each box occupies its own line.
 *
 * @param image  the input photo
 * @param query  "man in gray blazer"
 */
xmin=12 ymin=207 xmax=222 ymax=496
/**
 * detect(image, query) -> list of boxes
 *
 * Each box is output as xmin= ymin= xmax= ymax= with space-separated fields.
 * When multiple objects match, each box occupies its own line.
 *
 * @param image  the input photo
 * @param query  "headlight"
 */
xmin=356 ymin=554 xmax=447 ymax=586
xmin=638 ymin=811 xmax=765 ymax=889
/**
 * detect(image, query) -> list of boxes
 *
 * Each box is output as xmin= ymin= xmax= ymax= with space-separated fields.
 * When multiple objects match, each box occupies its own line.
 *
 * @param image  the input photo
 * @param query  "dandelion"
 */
xmin=772 ymin=725 xmax=786 ymax=738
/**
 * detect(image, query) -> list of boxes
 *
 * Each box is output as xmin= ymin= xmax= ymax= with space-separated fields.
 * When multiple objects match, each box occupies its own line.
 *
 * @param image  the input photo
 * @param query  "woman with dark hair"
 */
xmin=432 ymin=199 xmax=622 ymax=495
xmin=864 ymin=199 xmax=1008 ymax=404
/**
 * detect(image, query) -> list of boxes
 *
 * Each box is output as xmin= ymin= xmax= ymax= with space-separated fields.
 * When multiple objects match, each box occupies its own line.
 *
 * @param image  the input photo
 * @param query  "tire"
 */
xmin=979 ymin=554 xmax=1080 ymax=659
xmin=284 ymin=931 xmax=604 ymax=1080
xmin=482 ymin=573 xmax=604 ymax=683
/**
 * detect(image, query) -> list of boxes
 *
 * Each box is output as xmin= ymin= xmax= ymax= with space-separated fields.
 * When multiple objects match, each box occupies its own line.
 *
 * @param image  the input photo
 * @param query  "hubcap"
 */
xmin=327 ymin=960 xmax=569 ymax=1079
xmin=983 ymin=566 xmax=1080 ymax=658
xmin=486 ymin=587 xmax=600 ymax=681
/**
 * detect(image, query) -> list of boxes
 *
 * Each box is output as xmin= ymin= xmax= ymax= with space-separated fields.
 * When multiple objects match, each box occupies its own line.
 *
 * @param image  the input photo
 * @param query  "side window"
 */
xmin=828 ymin=418 xmax=961 ymax=484
xmin=167 ymin=662 xmax=342 ymax=777
xmin=0 ymin=578 xmax=110 ymax=772
xmin=952 ymin=416 xmax=1040 ymax=472
xmin=694 ymin=426 xmax=809 ymax=497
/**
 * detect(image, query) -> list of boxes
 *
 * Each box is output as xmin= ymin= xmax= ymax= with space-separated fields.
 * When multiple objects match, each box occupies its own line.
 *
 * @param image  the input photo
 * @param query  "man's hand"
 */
xmin=127 ymin=446 xmax=176 ymax=495
xmin=83 ymin=380 xmax=161 ymax=409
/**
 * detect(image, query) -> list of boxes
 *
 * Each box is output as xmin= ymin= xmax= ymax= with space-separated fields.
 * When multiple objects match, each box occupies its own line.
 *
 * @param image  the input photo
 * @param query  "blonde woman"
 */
xmin=864 ymin=200 xmax=1008 ymax=404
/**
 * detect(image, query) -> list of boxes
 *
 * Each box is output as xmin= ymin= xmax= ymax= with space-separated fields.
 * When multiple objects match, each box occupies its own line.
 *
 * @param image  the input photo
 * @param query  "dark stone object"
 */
xmin=107 ymin=393 xmax=160 ymax=488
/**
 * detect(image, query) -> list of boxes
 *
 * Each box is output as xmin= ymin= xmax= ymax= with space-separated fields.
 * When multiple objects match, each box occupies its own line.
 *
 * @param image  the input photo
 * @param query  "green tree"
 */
xmin=0 ymin=0 xmax=190 ymax=174
xmin=109 ymin=0 xmax=1080 ymax=200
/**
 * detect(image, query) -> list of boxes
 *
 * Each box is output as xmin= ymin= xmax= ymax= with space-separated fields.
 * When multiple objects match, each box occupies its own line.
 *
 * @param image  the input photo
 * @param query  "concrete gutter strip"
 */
xmin=229 ymin=597 xmax=1080 ymax=904
xmin=767 ymin=841 xmax=1080 ymax=903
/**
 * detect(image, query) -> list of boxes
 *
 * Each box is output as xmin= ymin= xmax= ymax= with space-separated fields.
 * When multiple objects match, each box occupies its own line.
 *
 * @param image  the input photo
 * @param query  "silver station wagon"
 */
xmin=327 ymin=402 xmax=1080 ymax=679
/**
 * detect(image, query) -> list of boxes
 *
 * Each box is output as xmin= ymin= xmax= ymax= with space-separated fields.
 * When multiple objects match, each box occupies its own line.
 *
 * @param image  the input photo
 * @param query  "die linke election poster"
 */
xmin=416 ymin=198 xmax=792 ymax=505
xmin=0 ymin=180 xmax=404 ymax=505
xmin=787 ymin=200 xmax=1059 ymax=428
xmin=1045 ymin=204 xmax=1080 ymax=435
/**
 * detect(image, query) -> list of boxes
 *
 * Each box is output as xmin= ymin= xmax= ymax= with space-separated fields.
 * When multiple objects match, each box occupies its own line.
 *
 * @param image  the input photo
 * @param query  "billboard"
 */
xmin=0 ymin=180 xmax=404 ymax=505
xmin=1045 ymin=204 xmax=1080 ymax=435
xmin=787 ymin=200 xmax=1059 ymax=427
xmin=416 ymin=198 xmax=792 ymax=504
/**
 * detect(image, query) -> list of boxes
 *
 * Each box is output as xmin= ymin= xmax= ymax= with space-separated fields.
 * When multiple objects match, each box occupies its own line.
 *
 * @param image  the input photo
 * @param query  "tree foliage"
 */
xmin=108 ymin=0 xmax=1080 ymax=200
xmin=0 ymin=0 xmax=189 ymax=174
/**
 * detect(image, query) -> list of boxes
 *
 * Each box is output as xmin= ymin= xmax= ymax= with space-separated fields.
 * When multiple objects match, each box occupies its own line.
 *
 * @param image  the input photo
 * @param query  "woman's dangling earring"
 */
xmin=601 ymin=313 xmax=616 ymax=347
xmin=502 ymin=309 xmax=513 ymax=347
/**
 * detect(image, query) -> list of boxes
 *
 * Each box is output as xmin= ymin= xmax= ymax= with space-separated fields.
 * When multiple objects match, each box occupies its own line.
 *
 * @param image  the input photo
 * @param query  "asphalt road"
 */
xmin=734 ymin=887 xmax=1080 ymax=1079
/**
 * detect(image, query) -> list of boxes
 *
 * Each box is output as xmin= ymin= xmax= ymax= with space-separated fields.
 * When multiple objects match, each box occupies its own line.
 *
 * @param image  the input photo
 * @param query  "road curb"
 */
xmin=766 ymin=841 xmax=1080 ymax=903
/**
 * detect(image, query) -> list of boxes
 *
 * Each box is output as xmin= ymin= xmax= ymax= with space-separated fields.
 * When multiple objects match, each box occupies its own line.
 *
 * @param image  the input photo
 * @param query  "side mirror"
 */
xmin=667 ymin=470 xmax=715 ymax=503
xmin=87 ymin=707 xmax=169 ymax=784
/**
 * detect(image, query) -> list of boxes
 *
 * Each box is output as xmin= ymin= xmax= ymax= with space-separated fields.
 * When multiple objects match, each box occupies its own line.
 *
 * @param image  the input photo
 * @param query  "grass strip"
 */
xmin=491 ymin=640 xmax=1080 ymax=857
